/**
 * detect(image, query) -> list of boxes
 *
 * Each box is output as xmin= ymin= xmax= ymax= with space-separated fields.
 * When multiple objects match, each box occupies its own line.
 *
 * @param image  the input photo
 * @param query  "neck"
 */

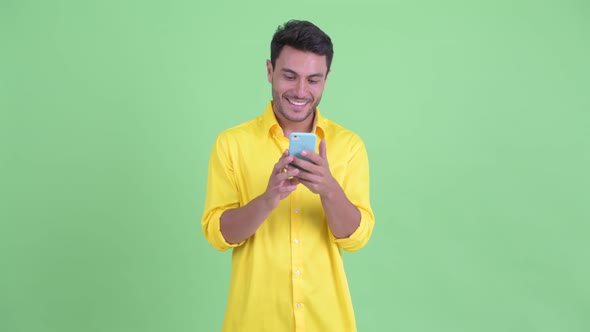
xmin=273 ymin=110 xmax=315 ymax=138
xmin=280 ymin=120 xmax=314 ymax=138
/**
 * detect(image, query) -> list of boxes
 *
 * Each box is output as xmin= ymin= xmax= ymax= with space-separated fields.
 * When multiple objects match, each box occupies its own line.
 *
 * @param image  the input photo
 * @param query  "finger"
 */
xmin=287 ymin=177 xmax=300 ymax=186
xmin=319 ymin=139 xmax=327 ymax=160
xmin=291 ymin=157 xmax=318 ymax=173
xmin=300 ymin=149 xmax=323 ymax=166
xmin=279 ymin=183 xmax=298 ymax=199
xmin=297 ymin=179 xmax=313 ymax=191
xmin=294 ymin=169 xmax=320 ymax=183
xmin=277 ymin=183 xmax=297 ymax=193
xmin=274 ymin=168 xmax=299 ymax=181
xmin=274 ymin=154 xmax=294 ymax=173
xmin=279 ymin=152 xmax=295 ymax=167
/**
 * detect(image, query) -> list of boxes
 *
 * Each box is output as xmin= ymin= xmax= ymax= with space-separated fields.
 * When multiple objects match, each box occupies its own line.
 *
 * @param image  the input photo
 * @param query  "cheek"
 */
xmin=272 ymin=80 xmax=289 ymax=94
xmin=310 ymin=85 xmax=325 ymax=97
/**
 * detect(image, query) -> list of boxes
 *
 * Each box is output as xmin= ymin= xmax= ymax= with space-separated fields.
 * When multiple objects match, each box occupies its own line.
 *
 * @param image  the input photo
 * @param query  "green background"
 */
xmin=1 ymin=0 xmax=589 ymax=331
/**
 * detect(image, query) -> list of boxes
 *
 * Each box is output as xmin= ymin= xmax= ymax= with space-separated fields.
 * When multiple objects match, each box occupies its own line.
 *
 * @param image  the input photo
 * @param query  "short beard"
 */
xmin=271 ymin=87 xmax=321 ymax=123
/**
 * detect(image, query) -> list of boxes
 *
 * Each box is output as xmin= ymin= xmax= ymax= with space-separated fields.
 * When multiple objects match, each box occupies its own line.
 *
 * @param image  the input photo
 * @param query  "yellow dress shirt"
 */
xmin=202 ymin=101 xmax=375 ymax=332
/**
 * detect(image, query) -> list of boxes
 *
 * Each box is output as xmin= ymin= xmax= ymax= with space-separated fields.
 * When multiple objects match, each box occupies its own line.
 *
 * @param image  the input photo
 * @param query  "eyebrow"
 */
xmin=281 ymin=68 xmax=325 ymax=78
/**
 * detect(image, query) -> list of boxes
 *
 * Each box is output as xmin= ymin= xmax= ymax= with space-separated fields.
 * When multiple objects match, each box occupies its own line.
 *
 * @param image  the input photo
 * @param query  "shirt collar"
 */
xmin=262 ymin=100 xmax=326 ymax=140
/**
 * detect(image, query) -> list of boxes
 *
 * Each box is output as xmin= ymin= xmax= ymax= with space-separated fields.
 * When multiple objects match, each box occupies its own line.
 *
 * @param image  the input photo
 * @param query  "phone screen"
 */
xmin=289 ymin=132 xmax=317 ymax=171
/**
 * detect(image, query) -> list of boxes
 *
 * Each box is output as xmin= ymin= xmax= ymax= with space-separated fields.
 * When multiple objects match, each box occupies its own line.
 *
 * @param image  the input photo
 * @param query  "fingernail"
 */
xmin=301 ymin=150 xmax=307 ymax=156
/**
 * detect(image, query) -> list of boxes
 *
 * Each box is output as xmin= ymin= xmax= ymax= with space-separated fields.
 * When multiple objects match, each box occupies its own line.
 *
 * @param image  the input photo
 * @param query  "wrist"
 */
xmin=319 ymin=179 xmax=341 ymax=200
xmin=257 ymin=192 xmax=278 ymax=212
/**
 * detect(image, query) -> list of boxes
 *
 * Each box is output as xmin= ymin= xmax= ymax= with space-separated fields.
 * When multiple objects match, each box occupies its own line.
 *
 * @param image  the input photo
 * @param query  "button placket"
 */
xmin=290 ymin=186 xmax=304 ymax=323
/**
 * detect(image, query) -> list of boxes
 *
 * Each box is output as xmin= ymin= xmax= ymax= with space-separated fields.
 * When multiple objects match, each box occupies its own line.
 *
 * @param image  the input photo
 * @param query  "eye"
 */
xmin=284 ymin=75 xmax=295 ymax=80
xmin=308 ymin=79 xmax=320 ymax=84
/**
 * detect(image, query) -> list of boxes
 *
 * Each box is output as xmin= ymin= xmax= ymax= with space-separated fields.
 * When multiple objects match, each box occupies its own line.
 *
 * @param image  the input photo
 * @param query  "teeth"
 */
xmin=288 ymin=98 xmax=307 ymax=106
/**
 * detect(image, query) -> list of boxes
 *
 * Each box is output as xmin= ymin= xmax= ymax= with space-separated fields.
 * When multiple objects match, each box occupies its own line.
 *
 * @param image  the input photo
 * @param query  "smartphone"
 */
xmin=288 ymin=132 xmax=317 ymax=170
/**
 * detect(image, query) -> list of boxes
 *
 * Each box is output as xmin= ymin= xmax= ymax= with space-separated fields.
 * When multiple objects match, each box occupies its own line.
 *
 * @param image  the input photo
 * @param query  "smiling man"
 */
xmin=202 ymin=20 xmax=375 ymax=332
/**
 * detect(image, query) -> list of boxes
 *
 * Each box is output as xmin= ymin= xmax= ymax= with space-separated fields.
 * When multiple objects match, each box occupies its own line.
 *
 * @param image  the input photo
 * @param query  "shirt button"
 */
xmin=294 ymin=208 xmax=299 ymax=213
xmin=295 ymin=269 xmax=301 ymax=275
xmin=294 ymin=238 xmax=299 ymax=244
xmin=296 ymin=303 xmax=302 ymax=308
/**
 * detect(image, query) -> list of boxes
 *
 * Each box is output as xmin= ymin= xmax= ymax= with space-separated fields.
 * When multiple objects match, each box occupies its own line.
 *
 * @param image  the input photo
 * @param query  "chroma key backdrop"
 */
xmin=1 ymin=0 xmax=589 ymax=331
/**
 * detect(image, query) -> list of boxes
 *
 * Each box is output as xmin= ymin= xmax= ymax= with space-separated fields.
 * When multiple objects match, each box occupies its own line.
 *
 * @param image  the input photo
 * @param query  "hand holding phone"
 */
xmin=288 ymin=132 xmax=317 ymax=171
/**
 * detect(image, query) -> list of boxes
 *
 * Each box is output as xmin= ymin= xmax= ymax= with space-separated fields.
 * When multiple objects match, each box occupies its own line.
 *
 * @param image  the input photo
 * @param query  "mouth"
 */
xmin=286 ymin=97 xmax=311 ymax=109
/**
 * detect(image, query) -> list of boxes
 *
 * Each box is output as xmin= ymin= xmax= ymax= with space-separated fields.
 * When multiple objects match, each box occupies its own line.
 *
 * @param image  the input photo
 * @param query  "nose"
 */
xmin=295 ymin=79 xmax=306 ymax=98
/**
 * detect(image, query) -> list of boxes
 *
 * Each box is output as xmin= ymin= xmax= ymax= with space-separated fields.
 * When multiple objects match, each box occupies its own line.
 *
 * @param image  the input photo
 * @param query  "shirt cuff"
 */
xmin=331 ymin=208 xmax=374 ymax=252
xmin=204 ymin=209 xmax=245 ymax=251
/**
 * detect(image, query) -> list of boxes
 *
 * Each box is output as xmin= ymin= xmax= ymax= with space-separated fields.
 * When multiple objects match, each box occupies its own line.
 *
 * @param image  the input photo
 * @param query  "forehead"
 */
xmin=275 ymin=45 xmax=328 ymax=74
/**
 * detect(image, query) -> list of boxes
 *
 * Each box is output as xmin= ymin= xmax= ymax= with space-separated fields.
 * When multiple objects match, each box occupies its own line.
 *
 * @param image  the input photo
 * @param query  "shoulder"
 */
xmin=214 ymin=115 xmax=264 ymax=145
xmin=321 ymin=117 xmax=366 ymax=149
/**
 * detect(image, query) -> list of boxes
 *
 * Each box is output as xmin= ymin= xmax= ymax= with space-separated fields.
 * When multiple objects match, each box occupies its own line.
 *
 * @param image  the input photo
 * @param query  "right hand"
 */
xmin=261 ymin=150 xmax=300 ymax=209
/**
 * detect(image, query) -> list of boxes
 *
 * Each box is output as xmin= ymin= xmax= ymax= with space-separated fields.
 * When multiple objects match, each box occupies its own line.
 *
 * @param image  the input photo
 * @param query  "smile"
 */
xmin=286 ymin=98 xmax=310 ymax=107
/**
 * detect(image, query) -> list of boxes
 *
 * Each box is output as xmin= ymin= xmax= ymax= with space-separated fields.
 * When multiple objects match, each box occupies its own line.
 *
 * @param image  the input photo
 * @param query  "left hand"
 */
xmin=289 ymin=139 xmax=338 ymax=196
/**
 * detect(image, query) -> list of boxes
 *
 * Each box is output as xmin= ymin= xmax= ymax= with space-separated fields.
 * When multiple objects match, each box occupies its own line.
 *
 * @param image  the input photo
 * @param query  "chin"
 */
xmin=285 ymin=108 xmax=313 ymax=121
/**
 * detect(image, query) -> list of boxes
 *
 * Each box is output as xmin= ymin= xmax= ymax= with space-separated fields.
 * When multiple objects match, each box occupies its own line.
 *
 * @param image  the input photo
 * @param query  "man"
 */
xmin=202 ymin=19 xmax=375 ymax=332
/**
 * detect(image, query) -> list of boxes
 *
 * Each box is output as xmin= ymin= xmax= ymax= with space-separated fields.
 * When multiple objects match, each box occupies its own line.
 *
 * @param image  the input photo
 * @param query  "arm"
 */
xmin=220 ymin=150 xmax=300 ymax=244
xmin=290 ymin=139 xmax=361 ymax=239
xmin=319 ymin=183 xmax=361 ymax=239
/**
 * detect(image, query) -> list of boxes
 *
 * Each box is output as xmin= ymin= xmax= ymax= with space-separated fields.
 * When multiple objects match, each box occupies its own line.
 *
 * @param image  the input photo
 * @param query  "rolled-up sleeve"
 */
xmin=201 ymin=134 xmax=244 ymax=251
xmin=332 ymin=137 xmax=375 ymax=252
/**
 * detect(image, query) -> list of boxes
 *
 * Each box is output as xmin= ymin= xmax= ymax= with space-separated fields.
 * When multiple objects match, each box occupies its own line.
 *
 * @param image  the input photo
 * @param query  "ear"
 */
xmin=325 ymin=69 xmax=331 ymax=81
xmin=266 ymin=60 xmax=273 ymax=83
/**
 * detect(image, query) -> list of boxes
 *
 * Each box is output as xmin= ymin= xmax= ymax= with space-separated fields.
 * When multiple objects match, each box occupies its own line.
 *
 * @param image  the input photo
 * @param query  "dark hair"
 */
xmin=270 ymin=20 xmax=334 ymax=72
